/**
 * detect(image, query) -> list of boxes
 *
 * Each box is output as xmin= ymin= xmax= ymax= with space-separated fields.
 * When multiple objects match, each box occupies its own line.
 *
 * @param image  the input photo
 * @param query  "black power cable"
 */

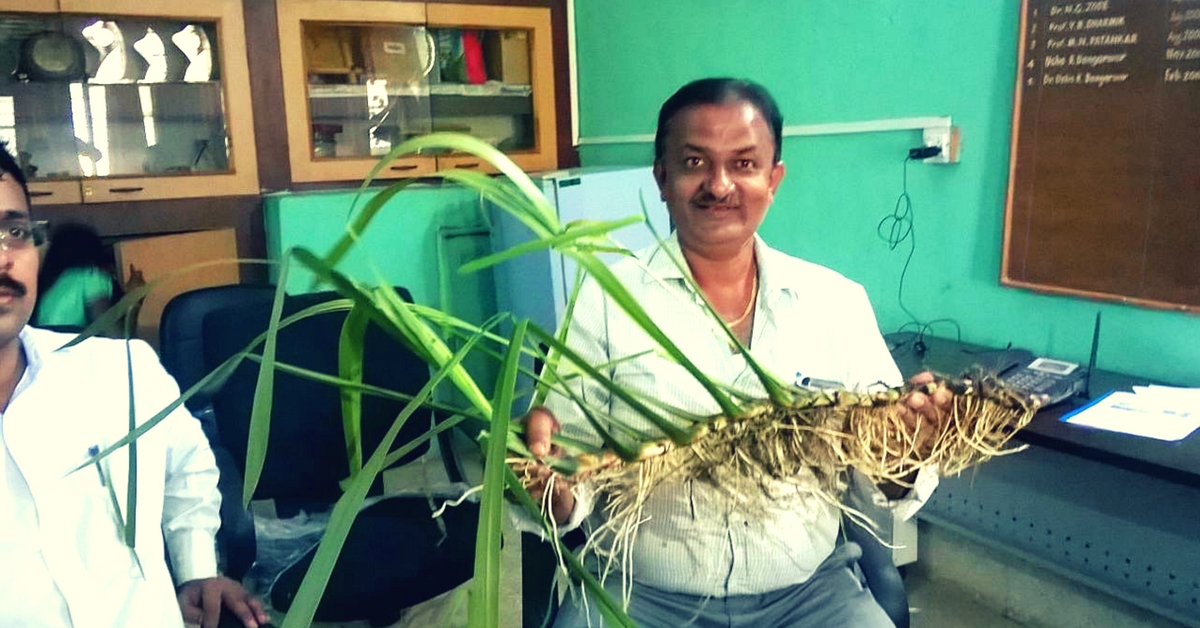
xmin=878 ymin=152 xmax=961 ymax=353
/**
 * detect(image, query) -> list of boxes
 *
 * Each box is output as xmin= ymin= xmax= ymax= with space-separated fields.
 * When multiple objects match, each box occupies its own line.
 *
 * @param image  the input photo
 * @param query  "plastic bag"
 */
xmin=242 ymin=509 xmax=331 ymax=596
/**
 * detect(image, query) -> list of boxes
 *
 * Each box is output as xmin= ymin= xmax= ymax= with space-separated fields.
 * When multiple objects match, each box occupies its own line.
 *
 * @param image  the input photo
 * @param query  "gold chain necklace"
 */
xmin=725 ymin=270 xmax=758 ymax=327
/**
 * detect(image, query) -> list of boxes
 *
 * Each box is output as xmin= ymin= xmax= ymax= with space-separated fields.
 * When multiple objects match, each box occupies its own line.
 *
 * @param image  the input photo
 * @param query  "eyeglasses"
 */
xmin=0 ymin=220 xmax=49 ymax=251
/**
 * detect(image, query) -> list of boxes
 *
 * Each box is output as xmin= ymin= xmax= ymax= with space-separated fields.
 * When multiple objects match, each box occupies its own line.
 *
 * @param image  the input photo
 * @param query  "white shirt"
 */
xmin=0 ymin=327 xmax=221 ymax=628
xmin=545 ymin=234 xmax=936 ymax=596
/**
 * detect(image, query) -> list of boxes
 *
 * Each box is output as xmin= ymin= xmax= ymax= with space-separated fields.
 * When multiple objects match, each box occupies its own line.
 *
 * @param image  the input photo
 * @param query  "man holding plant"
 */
xmin=0 ymin=145 xmax=268 ymax=628
xmin=523 ymin=78 xmax=952 ymax=627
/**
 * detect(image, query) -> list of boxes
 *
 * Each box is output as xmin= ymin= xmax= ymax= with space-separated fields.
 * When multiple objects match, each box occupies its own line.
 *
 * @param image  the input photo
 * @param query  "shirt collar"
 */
xmin=17 ymin=327 xmax=47 ymax=384
xmin=641 ymin=231 xmax=689 ymax=284
xmin=640 ymin=232 xmax=797 ymax=302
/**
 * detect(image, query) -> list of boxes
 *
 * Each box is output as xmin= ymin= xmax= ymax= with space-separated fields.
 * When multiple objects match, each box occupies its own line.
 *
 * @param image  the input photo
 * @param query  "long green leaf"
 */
xmin=241 ymin=262 xmax=292 ymax=507
xmin=635 ymin=208 xmax=794 ymax=406
xmin=531 ymin=266 xmax=586 ymax=410
xmin=58 ymin=258 xmax=274 ymax=350
xmin=459 ymin=216 xmax=643 ymax=275
xmin=243 ymin=355 xmax=482 ymax=422
xmin=527 ymin=325 xmax=693 ymax=447
xmin=124 ymin=339 xmax=138 ymax=550
xmin=279 ymin=382 xmax=431 ymax=628
xmin=469 ymin=319 xmax=526 ymax=628
xmin=319 ymin=179 xmax=421 ymax=285
xmin=437 ymin=170 xmax=556 ymax=238
xmin=291 ymin=248 xmax=527 ymax=459
xmin=279 ymin=303 xmax=488 ymax=628
xmin=374 ymin=133 xmax=558 ymax=232
xmin=339 ymin=303 xmax=370 ymax=474
xmin=373 ymin=283 xmax=494 ymax=417
xmin=73 ymin=300 xmax=378 ymax=470
xmin=570 ymin=255 xmax=741 ymax=418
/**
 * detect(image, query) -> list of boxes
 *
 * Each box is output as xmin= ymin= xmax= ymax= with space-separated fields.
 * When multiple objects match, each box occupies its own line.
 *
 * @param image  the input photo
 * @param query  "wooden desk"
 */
xmin=885 ymin=333 xmax=1200 ymax=489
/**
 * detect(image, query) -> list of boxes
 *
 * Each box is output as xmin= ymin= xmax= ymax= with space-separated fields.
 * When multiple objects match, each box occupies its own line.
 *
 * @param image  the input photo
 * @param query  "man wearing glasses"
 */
xmin=0 ymin=146 xmax=269 ymax=628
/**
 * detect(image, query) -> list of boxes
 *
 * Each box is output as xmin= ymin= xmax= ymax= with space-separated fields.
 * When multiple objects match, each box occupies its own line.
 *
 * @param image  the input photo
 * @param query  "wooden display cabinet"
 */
xmin=277 ymin=0 xmax=556 ymax=183
xmin=0 ymin=0 xmax=259 ymax=204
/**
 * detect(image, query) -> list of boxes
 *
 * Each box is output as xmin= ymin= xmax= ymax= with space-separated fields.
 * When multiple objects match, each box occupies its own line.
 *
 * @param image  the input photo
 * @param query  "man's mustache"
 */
xmin=0 ymin=275 xmax=27 ymax=297
xmin=692 ymin=192 xmax=738 ymax=208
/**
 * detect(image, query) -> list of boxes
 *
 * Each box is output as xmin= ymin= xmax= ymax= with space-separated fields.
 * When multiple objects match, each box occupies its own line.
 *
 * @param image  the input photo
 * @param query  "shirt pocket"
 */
xmin=64 ymin=465 xmax=140 ymax=578
xmin=609 ymin=353 xmax=717 ymax=439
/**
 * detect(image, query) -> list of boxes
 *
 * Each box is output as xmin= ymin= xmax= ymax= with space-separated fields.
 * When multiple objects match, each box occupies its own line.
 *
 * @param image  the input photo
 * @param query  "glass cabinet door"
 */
xmin=425 ymin=26 xmax=534 ymax=170
xmin=1 ymin=14 xmax=229 ymax=178
xmin=0 ymin=0 xmax=259 ymax=202
xmin=303 ymin=21 xmax=435 ymax=162
xmin=0 ymin=13 xmax=88 ymax=183
xmin=278 ymin=1 xmax=437 ymax=183
xmin=279 ymin=1 xmax=557 ymax=182
xmin=427 ymin=4 xmax=556 ymax=174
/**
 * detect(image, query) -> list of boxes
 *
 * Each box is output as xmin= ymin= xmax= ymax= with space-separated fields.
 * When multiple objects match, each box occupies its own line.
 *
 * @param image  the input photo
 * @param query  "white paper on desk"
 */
xmin=1132 ymin=385 xmax=1200 ymax=404
xmin=1062 ymin=390 xmax=1200 ymax=441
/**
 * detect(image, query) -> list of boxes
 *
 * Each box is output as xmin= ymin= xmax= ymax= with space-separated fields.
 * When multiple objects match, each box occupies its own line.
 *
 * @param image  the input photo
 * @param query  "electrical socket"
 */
xmin=921 ymin=125 xmax=961 ymax=164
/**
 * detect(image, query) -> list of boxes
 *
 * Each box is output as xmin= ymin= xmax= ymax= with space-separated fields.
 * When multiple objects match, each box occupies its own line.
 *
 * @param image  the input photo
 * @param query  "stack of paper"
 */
xmin=1062 ymin=385 xmax=1200 ymax=441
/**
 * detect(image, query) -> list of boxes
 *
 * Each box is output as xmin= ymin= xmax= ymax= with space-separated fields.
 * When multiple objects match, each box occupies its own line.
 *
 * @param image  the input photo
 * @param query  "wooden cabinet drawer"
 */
xmin=28 ymin=181 xmax=83 ymax=206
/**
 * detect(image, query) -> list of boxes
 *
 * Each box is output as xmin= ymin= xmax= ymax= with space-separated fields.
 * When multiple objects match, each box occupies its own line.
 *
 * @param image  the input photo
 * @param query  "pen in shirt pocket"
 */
xmin=88 ymin=445 xmax=106 ymax=487
xmin=795 ymin=372 xmax=842 ymax=390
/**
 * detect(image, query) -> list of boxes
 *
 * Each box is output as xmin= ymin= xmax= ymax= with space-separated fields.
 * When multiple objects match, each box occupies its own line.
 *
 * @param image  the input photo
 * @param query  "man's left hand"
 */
xmin=897 ymin=371 xmax=954 ymax=458
xmin=878 ymin=371 xmax=954 ymax=500
xmin=177 ymin=576 xmax=269 ymax=628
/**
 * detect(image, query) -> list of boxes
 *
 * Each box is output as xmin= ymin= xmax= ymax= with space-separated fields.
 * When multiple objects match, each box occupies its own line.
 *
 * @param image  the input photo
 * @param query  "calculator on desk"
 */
xmin=1000 ymin=357 xmax=1088 ymax=406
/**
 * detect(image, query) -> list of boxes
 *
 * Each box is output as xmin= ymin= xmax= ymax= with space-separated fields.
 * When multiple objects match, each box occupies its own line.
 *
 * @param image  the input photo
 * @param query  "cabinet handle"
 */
xmin=389 ymin=164 xmax=419 ymax=171
xmin=454 ymin=162 xmax=480 ymax=169
xmin=29 ymin=190 xmax=53 ymax=198
xmin=108 ymin=187 xmax=145 ymax=193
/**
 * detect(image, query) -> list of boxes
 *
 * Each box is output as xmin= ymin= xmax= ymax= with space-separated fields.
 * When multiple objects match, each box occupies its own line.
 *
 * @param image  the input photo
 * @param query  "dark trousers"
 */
xmin=552 ymin=542 xmax=894 ymax=628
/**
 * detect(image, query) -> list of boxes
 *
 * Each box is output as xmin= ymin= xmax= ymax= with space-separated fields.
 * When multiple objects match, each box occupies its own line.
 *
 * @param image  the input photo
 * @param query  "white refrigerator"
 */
xmin=489 ymin=166 xmax=670 ymax=335
xmin=489 ymin=166 xmax=670 ymax=412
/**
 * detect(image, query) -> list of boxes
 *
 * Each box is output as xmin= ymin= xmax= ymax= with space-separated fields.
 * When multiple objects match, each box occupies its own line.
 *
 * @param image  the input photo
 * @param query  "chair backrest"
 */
xmin=199 ymin=288 xmax=435 ymax=509
xmin=159 ymin=284 xmax=277 ymax=413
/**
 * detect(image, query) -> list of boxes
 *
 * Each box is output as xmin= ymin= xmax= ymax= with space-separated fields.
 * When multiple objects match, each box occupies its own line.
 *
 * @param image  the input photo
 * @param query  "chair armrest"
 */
xmin=194 ymin=406 xmax=257 ymax=581
xmin=845 ymin=518 xmax=909 ymax=628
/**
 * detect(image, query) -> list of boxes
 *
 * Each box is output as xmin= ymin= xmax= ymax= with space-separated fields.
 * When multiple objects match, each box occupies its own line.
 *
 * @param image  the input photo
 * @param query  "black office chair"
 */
xmin=160 ymin=285 xmax=277 ymax=581
xmin=844 ymin=515 xmax=910 ymax=628
xmin=160 ymin=285 xmax=478 ymax=625
xmin=840 ymin=468 xmax=910 ymax=628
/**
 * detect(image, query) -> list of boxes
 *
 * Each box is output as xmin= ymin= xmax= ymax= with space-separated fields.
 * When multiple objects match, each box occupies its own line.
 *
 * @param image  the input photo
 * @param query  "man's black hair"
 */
xmin=654 ymin=78 xmax=784 ymax=164
xmin=0 ymin=142 xmax=31 ymax=208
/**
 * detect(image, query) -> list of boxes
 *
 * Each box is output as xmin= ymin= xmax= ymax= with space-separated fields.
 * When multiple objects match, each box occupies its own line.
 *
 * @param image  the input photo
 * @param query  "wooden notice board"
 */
xmin=1003 ymin=0 xmax=1200 ymax=312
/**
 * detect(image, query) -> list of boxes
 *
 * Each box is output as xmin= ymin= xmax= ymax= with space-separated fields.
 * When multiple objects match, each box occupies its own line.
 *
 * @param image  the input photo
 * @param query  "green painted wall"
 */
xmin=264 ymin=183 xmax=501 ymax=395
xmin=572 ymin=0 xmax=1200 ymax=385
xmin=263 ymin=184 xmax=487 ymax=304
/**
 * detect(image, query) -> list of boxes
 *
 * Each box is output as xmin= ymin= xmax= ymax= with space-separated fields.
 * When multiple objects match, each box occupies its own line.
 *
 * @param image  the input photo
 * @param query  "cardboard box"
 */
xmin=483 ymin=29 xmax=530 ymax=85
xmin=114 ymin=228 xmax=240 ymax=346
xmin=364 ymin=26 xmax=427 ymax=85
xmin=303 ymin=24 xmax=356 ymax=75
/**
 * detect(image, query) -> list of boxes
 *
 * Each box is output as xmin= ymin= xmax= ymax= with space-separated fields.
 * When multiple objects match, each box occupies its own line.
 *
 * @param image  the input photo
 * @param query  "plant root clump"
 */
xmin=513 ymin=373 xmax=1040 ymax=526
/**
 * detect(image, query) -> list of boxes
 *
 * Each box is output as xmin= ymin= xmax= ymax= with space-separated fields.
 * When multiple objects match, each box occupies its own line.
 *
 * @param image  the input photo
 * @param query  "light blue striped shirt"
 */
xmin=545 ymin=234 xmax=936 ymax=596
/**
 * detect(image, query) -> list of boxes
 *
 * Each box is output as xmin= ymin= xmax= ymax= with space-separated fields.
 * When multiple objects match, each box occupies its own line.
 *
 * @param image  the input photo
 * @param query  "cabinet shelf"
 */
xmin=308 ymin=84 xmax=533 ymax=117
